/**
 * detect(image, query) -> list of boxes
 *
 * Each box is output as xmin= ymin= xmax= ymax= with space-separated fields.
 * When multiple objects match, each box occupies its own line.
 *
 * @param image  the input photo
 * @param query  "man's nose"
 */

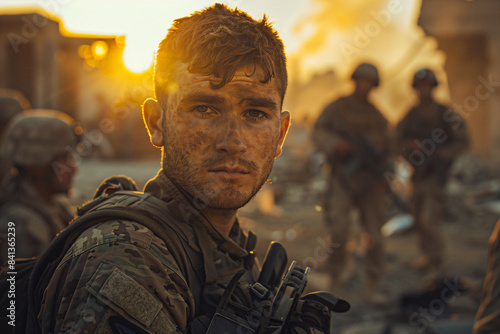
xmin=215 ymin=117 xmax=248 ymax=155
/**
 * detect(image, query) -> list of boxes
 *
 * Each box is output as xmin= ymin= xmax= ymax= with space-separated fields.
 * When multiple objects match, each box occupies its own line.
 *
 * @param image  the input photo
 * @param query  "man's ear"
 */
xmin=275 ymin=110 xmax=291 ymax=158
xmin=143 ymin=98 xmax=164 ymax=147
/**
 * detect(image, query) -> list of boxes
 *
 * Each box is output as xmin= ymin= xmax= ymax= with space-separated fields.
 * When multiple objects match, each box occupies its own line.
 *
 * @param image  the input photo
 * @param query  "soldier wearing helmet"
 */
xmin=0 ymin=109 xmax=80 ymax=264
xmin=0 ymin=90 xmax=30 ymax=184
xmin=313 ymin=62 xmax=392 ymax=305
xmin=396 ymin=68 xmax=469 ymax=276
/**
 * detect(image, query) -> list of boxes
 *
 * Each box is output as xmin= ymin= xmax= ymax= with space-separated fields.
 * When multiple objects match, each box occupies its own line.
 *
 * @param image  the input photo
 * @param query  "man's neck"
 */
xmin=352 ymin=91 xmax=369 ymax=104
xmin=30 ymin=180 xmax=55 ymax=205
xmin=158 ymin=170 xmax=239 ymax=235
xmin=202 ymin=207 xmax=238 ymax=235
xmin=418 ymin=96 xmax=434 ymax=106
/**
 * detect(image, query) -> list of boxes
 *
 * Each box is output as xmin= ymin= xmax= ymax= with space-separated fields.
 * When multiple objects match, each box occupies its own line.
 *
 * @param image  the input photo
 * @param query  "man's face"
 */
xmin=354 ymin=78 xmax=375 ymax=96
xmin=49 ymin=152 xmax=78 ymax=195
xmin=416 ymin=82 xmax=434 ymax=99
xmin=148 ymin=63 xmax=290 ymax=210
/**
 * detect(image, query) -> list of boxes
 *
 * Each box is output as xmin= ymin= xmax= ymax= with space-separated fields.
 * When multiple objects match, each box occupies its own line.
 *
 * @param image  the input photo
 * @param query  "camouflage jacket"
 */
xmin=313 ymin=94 xmax=392 ymax=188
xmin=474 ymin=220 xmax=500 ymax=334
xmin=0 ymin=178 xmax=70 ymax=264
xmin=396 ymin=101 xmax=469 ymax=180
xmin=39 ymin=170 xmax=259 ymax=333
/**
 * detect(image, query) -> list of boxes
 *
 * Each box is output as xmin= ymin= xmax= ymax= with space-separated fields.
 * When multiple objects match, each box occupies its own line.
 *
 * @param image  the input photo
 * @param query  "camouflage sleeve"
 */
xmin=438 ymin=109 xmax=469 ymax=161
xmin=312 ymin=102 xmax=340 ymax=156
xmin=395 ymin=110 xmax=418 ymax=159
xmin=0 ymin=204 xmax=54 ymax=263
xmin=371 ymin=109 xmax=391 ymax=155
xmin=39 ymin=220 xmax=194 ymax=334
xmin=474 ymin=220 xmax=500 ymax=334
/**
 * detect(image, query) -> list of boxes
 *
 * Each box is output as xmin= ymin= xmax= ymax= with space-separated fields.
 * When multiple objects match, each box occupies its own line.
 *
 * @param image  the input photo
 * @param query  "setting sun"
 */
xmin=0 ymin=0 xmax=312 ymax=73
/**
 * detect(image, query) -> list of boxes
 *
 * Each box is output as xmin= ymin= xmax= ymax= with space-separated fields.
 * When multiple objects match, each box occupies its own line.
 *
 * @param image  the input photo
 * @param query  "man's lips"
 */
xmin=209 ymin=166 xmax=250 ymax=180
xmin=209 ymin=166 xmax=250 ymax=175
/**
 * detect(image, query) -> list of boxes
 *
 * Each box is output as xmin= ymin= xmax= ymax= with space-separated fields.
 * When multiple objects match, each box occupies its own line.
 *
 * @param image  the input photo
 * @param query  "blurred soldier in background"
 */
xmin=313 ymin=63 xmax=392 ymax=304
xmin=0 ymin=90 xmax=30 ymax=184
xmin=0 ymin=110 xmax=80 ymax=264
xmin=396 ymin=68 xmax=469 ymax=276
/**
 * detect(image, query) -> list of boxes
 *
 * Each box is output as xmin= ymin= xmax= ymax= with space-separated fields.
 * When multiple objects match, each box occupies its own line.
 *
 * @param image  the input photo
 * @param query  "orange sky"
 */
xmin=1 ymin=0 xmax=450 ymax=123
xmin=0 ymin=0 xmax=417 ymax=75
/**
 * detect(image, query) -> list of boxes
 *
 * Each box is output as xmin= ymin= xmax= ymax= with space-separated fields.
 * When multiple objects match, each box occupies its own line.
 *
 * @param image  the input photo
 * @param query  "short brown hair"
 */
xmin=154 ymin=3 xmax=287 ymax=103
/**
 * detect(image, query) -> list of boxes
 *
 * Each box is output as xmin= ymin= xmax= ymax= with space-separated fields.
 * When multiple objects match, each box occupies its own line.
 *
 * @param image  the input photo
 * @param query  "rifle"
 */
xmin=206 ymin=242 xmax=350 ymax=334
xmin=327 ymin=115 xmax=388 ymax=179
xmin=327 ymin=116 xmax=410 ymax=213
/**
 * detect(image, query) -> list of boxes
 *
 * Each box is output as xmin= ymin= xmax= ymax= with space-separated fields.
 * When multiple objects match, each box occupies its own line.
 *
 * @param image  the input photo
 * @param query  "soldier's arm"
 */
xmin=39 ymin=220 xmax=192 ymax=334
xmin=378 ymin=119 xmax=395 ymax=173
xmin=369 ymin=110 xmax=391 ymax=153
xmin=312 ymin=104 xmax=343 ymax=156
xmin=438 ymin=109 xmax=469 ymax=161
xmin=474 ymin=220 xmax=500 ymax=334
xmin=395 ymin=111 xmax=418 ymax=158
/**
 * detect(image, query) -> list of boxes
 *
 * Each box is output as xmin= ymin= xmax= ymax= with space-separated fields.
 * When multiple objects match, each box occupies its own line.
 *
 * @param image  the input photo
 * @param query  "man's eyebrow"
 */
xmin=239 ymin=97 xmax=278 ymax=110
xmin=180 ymin=93 xmax=225 ymax=104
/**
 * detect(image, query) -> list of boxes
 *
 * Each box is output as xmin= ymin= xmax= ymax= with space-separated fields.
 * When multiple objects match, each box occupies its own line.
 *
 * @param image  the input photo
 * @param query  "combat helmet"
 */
xmin=1 ymin=109 xmax=81 ymax=168
xmin=0 ymin=89 xmax=30 ymax=126
xmin=351 ymin=63 xmax=379 ymax=86
xmin=412 ymin=68 xmax=438 ymax=88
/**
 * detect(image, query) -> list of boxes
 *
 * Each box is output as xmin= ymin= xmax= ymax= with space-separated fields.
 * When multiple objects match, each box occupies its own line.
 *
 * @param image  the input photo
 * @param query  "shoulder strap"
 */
xmin=27 ymin=196 xmax=205 ymax=333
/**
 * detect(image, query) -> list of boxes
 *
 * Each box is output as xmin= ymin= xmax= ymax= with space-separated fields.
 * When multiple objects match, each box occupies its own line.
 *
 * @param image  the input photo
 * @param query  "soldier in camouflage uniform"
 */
xmin=0 ymin=110 xmax=79 ymax=264
xmin=35 ymin=4 xmax=341 ymax=333
xmin=313 ymin=63 xmax=392 ymax=304
xmin=396 ymin=68 xmax=469 ymax=274
xmin=0 ymin=90 xmax=30 ymax=185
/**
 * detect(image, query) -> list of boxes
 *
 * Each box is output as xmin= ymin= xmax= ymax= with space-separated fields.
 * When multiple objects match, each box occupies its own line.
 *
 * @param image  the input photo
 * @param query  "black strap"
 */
xmin=27 ymin=204 xmax=203 ymax=333
xmin=109 ymin=316 xmax=148 ymax=334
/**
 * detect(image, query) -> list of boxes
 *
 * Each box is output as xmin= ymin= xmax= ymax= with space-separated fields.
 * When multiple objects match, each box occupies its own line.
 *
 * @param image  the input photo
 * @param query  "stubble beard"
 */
xmin=162 ymin=133 xmax=276 ymax=211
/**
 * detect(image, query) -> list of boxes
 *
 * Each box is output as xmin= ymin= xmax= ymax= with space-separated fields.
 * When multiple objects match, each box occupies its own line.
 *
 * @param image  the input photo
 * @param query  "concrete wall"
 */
xmin=419 ymin=0 xmax=500 ymax=157
xmin=0 ymin=13 xmax=156 ymax=159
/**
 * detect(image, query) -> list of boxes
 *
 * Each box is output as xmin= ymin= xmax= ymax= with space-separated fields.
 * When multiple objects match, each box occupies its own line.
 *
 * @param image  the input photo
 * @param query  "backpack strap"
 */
xmin=26 ymin=198 xmax=206 ymax=333
xmin=26 ymin=175 xmax=216 ymax=332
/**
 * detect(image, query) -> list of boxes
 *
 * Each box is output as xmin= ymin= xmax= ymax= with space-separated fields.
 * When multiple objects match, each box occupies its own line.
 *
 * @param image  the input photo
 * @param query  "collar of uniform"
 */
xmin=3 ymin=176 xmax=58 ymax=212
xmin=143 ymin=169 xmax=249 ymax=258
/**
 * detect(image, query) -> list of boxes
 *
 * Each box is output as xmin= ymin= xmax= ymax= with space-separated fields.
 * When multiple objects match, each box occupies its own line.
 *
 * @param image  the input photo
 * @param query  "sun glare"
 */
xmin=121 ymin=34 xmax=158 ymax=74
xmin=123 ymin=49 xmax=154 ymax=74
xmin=92 ymin=41 xmax=108 ymax=60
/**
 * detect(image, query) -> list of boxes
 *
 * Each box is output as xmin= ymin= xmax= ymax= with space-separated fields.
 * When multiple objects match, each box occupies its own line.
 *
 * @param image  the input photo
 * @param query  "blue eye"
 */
xmin=248 ymin=110 xmax=262 ymax=118
xmin=246 ymin=110 xmax=268 ymax=122
xmin=191 ymin=105 xmax=215 ymax=119
xmin=195 ymin=105 xmax=208 ymax=113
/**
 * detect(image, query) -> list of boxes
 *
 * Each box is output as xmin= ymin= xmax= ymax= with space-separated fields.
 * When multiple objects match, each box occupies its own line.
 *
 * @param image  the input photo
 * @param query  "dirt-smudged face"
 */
xmin=147 ymin=63 xmax=290 ymax=210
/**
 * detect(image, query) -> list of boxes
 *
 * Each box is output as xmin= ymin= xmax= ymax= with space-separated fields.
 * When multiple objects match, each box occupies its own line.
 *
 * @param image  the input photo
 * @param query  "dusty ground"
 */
xmin=72 ymin=157 xmax=497 ymax=333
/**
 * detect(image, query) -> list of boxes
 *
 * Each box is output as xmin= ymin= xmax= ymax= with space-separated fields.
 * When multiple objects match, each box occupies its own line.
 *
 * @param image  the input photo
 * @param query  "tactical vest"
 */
xmin=11 ymin=176 xmax=258 ymax=334
xmin=76 ymin=189 xmax=259 ymax=318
